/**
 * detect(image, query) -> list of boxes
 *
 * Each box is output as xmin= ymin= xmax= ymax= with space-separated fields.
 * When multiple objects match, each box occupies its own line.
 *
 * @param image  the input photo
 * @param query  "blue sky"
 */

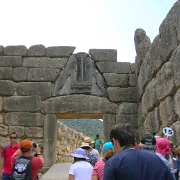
xmin=0 ymin=0 xmax=177 ymax=63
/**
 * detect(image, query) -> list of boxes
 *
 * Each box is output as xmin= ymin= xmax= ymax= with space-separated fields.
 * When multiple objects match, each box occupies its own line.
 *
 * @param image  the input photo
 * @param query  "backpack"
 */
xmin=11 ymin=156 xmax=33 ymax=180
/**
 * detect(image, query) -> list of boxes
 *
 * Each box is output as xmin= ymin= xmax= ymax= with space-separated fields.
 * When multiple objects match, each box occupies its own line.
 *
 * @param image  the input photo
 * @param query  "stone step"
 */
xmin=41 ymin=163 xmax=72 ymax=180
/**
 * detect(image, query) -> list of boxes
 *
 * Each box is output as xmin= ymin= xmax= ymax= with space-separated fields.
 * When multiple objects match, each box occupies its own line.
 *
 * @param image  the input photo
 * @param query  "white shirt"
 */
xmin=69 ymin=161 xmax=93 ymax=180
xmin=90 ymin=148 xmax=100 ymax=161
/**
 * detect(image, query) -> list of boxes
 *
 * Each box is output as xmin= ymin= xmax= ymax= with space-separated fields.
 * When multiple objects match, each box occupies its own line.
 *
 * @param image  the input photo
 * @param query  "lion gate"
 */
xmin=0 ymin=45 xmax=138 ymax=168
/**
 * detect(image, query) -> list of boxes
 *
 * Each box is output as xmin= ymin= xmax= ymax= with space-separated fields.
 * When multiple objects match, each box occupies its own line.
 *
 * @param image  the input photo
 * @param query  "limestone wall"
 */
xmin=56 ymin=122 xmax=83 ymax=163
xmin=135 ymin=1 xmax=180 ymax=144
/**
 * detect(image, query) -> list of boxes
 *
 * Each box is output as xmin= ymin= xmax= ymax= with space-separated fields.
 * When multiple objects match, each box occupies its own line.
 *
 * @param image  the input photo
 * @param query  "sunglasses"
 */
xmin=10 ymin=137 xmax=17 ymax=139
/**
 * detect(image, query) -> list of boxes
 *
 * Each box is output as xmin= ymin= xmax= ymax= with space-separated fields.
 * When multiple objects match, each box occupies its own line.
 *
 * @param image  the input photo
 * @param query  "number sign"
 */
xmin=163 ymin=127 xmax=174 ymax=137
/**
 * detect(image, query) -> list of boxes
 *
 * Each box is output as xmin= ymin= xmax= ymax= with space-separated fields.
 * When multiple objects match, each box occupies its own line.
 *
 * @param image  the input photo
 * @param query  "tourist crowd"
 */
xmin=68 ymin=123 xmax=180 ymax=180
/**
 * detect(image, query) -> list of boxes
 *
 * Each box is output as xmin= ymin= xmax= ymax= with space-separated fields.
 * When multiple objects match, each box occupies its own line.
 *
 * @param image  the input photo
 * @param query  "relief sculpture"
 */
xmin=53 ymin=52 xmax=108 ymax=97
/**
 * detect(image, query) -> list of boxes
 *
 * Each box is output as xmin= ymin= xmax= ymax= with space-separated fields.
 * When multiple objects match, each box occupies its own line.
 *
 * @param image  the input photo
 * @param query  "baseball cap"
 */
xmin=103 ymin=142 xmax=114 ymax=152
xmin=140 ymin=134 xmax=156 ymax=145
xmin=20 ymin=139 xmax=32 ymax=150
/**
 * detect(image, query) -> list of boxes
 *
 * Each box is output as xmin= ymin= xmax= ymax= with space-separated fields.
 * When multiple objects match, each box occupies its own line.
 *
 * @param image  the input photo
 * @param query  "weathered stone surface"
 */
xmin=103 ymin=114 xmax=116 ymax=142
xmin=24 ymin=127 xmax=43 ymax=138
xmin=141 ymin=78 xmax=158 ymax=116
xmin=0 ymin=56 xmax=22 ymax=67
xmin=0 ymin=46 xmax=4 ymax=55
xmin=174 ymin=88 xmax=180 ymax=119
xmin=43 ymin=114 xmax=57 ymax=167
xmin=0 ymin=124 xmax=8 ymax=136
xmin=170 ymin=121 xmax=180 ymax=145
xmin=116 ymin=114 xmax=138 ymax=129
xmin=144 ymin=107 xmax=160 ymax=133
xmin=138 ymin=103 xmax=145 ymax=127
xmin=5 ymin=112 xmax=44 ymax=126
xmin=108 ymin=87 xmax=138 ymax=103
xmin=17 ymin=82 xmax=51 ymax=100
xmin=119 ymin=102 xmax=138 ymax=114
xmin=129 ymin=74 xmax=137 ymax=87
xmin=134 ymin=28 xmax=151 ymax=76
xmin=130 ymin=63 xmax=136 ymax=74
xmin=4 ymin=45 xmax=27 ymax=56
xmin=0 ymin=97 xmax=2 ymax=112
xmin=89 ymin=49 xmax=117 ymax=61
xmin=103 ymin=73 xmax=128 ymax=87
xmin=4 ymin=96 xmax=41 ymax=112
xmin=23 ymin=57 xmax=67 ymax=69
xmin=96 ymin=62 xmax=130 ymax=73
xmin=0 ymin=80 xmax=16 ymax=95
xmin=0 ymin=67 xmax=13 ymax=80
xmin=156 ymin=62 xmax=176 ymax=101
xmin=42 ymin=95 xmax=118 ymax=114
xmin=0 ymin=114 xmax=3 ymax=123
xmin=46 ymin=46 xmax=75 ymax=57
xmin=158 ymin=1 xmax=180 ymax=63
xmin=27 ymin=68 xmax=60 ymax=82
xmin=13 ymin=67 xmax=28 ymax=81
xmin=170 ymin=44 xmax=180 ymax=88
xmin=53 ymin=53 xmax=108 ymax=97
xmin=137 ymin=53 xmax=153 ymax=97
xmin=159 ymin=96 xmax=176 ymax=127
xmin=9 ymin=126 xmax=24 ymax=137
xmin=28 ymin=44 xmax=46 ymax=56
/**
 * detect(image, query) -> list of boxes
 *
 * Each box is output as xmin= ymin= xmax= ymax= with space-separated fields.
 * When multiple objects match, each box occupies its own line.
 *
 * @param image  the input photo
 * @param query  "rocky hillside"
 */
xmin=59 ymin=119 xmax=103 ymax=140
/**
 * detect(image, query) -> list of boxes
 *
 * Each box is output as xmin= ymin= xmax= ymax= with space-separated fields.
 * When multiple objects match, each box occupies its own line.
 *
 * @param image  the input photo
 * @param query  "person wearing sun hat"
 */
xmin=91 ymin=142 xmax=115 ymax=180
xmin=69 ymin=148 xmax=93 ymax=180
xmin=11 ymin=139 xmax=44 ymax=180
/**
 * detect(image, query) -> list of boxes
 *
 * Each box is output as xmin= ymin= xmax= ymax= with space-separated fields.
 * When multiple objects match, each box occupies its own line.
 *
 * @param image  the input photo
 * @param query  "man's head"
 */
xmin=140 ymin=133 xmax=156 ymax=150
xmin=96 ymin=134 xmax=99 ymax=139
xmin=20 ymin=139 xmax=32 ymax=153
xmin=110 ymin=123 xmax=135 ymax=153
xmin=9 ymin=132 xmax=18 ymax=145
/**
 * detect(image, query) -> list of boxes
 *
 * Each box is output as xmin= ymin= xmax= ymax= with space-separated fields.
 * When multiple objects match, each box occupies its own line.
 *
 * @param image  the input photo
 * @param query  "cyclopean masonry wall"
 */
xmin=0 ymin=45 xmax=137 ymax=168
xmin=135 ymin=0 xmax=180 ymax=145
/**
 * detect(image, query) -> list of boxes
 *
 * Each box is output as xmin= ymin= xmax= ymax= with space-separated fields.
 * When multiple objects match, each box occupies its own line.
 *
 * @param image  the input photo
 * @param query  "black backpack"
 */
xmin=11 ymin=156 xmax=33 ymax=180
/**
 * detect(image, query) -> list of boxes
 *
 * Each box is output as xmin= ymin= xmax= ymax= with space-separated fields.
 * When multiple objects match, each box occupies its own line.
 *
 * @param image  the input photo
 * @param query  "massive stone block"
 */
xmin=5 ymin=112 xmax=44 ymax=126
xmin=0 ymin=80 xmax=16 ymax=95
xmin=53 ymin=53 xmax=108 ymax=97
xmin=170 ymin=121 xmax=180 ymax=145
xmin=103 ymin=114 xmax=116 ymax=142
xmin=0 ymin=67 xmax=13 ymax=80
xmin=96 ymin=62 xmax=130 ymax=74
xmin=129 ymin=74 xmax=137 ymax=87
xmin=0 ymin=97 xmax=2 ymax=112
xmin=116 ymin=114 xmax=138 ymax=129
xmin=89 ymin=49 xmax=117 ymax=61
xmin=42 ymin=95 xmax=118 ymax=114
xmin=134 ymin=28 xmax=151 ymax=76
xmin=17 ymin=82 xmax=51 ymax=100
xmin=108 ymin=87 xmax=138 ymax=103
xmin=23 ymin=57 xmax=67 ymax=69
xmin=4 ymin=96 xmax=41 ymax=112
xmin=174 ymin=88 xmax=180 ymax=119
xmin=28 ymin=44 xmax=46 ymax=56
xmin=170 ymin=44 xmax=180 ymax=88
xmin=103 ymin=73 xmax=128 ymax=87
xmin=0 ymin=56 xmax=22 ymax=67
xmin=118 ymin=102 xmax=138 ymax=114
xmin=159 ymin=96 xmax=176 ymax=127
xmin=13 ymin=67 xmax=28 ymax=81
xmin=0 ymin=46 xmax=4 ymax=55
xmin=27 ymin=68 xmax=60 ymax=82
xmin=24 ymin=127 xmax=43 ymax=138
xmin=43 ymin=114 xmax=57 ymax=167
xmin=0 ymin=124 xmax=8 ymax=136
xmin=4 ymin=45 xmax=27 ymax=56
xmin=144 ymin=107 xmax=161 ymax=134
xmin=46 ymin=46 xmax=75 ymax=57
xmin=9 ymin=126 xmax=24 ymax=137
xmin=156 ymin=62 xmax=176 ymax=101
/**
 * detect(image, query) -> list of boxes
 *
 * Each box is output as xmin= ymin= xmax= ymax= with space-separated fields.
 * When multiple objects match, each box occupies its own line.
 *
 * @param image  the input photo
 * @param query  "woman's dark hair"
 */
xmin=74 ymin=157 xmax=86 ymax=162
xmin=110 ymin=123 xmax=135 ymax=147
